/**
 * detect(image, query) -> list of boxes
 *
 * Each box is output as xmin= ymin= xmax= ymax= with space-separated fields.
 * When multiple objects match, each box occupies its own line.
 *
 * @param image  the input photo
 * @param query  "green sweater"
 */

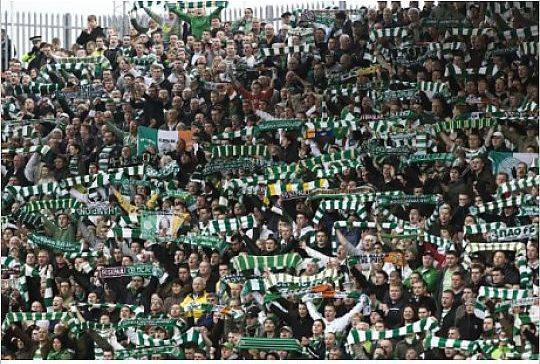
xmin=39 ymin=213 xmax=77 ymax=241
xmin=47 ymin=349 xmax=73 ymax=360
xmin=169 ymin=6 xmax=224 ymax=40
xmin=404 ymin=266 xmax=439 ymax=294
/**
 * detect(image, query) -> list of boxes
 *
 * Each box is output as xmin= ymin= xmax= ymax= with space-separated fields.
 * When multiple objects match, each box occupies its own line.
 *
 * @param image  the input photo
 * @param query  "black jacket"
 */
xmin=456 ymin=312 xmax=483 ymax=340
xmin=436 ymin=306 xmax=457 ymax=337
xmin=76 ymin=26 xmax=106 ymax=46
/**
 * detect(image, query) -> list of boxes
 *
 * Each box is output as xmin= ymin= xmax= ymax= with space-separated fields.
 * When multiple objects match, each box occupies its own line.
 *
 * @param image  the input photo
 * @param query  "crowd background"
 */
xmin=0 ymin=0 xmax=539 ymax=361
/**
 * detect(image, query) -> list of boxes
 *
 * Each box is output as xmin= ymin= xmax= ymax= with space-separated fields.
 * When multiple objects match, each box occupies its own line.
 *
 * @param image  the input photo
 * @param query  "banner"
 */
xmin=137 ymin=126 xmax=192 ymax=156
xmin=99 ymin=264 xmax=164 ymax=278
xmin=74 ymin=203 xmax=121 ymax=216
xmin=489 ymin=225 xmax=538 ymax=242
xmin=28 ymin=234 xmax=80 ymax=253
xmin=140 ymin=211 xmax=183 ymax=239
xmin=488 ymin=151 xmax=537 ymax=175
xmin=377 ymin=194 xmax=440 ymax=206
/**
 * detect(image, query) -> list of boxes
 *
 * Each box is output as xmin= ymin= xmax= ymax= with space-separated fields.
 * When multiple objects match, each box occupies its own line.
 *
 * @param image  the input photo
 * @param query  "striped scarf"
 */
xmin=43 ymin=264 xmax=55 ymax=312
xmin=465 ymin=242 xmax=526 ymax=255
xmin=463 ymin=222 xmax=506 ymax=235
xmin=237 ymin=337 xmax=303 ymax=353
xmin=312 ymin=199 xmax=368 ymax=225
xmin=10 ymin=82 xmax=62 ymax=96
xmin=263 ymin=268 xmax=338 ymax=291
xmin=267 ymin=179 xmax=328 ymax=197
xmin=167 ymin=1 xmax=228 ymax=9
xmin=500 ymin=26 xmax=539 ymax=40
xmin=347 ymin=317 xmax=440 ymax=344
xmin=211 ymin=145 xmax=269 ymax=159
xmin=299 ymin=149 xmax=358 ymax=169
xmin=430 ymin=118 xmax=497 ymax=133
xmin=519 ymin=41 xmax=538 ymax=56
xmin=369 ymin=27 xmax=409 ymax=42
xmin=21 ymin=198 xmax=80 ymax=213
xmin=213 ymin=127 xmax=254 ymax=141
xmin=423 ymin=335 xmax=480 ymax=352
xmin=314 ymin=159 xmax=364 ymax=178
xmin=470 ymin=195 xmax=535 ymax=214
xmin=203 ymin=214 xmax=257 ymax=235
xmin=497 ymin=175 xmax=540 ymax=196
xmin=478 ymin=286 xmax=532 ymax=300
xmin=98 ymin=145 xmax=115 ymax=172
xmin=445 ymin=27 xmax=494 ymax=38
xmin=7 ymin=165 xmax=144 ymax=198
xmin=106 ymin=227 xmax=142 ymax=239
xmin=261 ymin=44 xmax=312 ymax=57
xmin=1 ymin=145 xmax=50 ymax=155
xmin=232 ymin=253 xmax=302 ymax=273
xmin=488 ymin=225 xmax=538 ymax=242
xmin=2 ymin=311 xmax=70 ymax=331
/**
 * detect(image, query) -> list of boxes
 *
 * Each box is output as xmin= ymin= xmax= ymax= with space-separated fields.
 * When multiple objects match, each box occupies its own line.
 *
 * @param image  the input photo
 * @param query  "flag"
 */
xmin=488 ymin=151 xmax=537 ymax=175
xmin=140 ymin=212 xmax=183 ymax=239
xmin=136 ymin=126 xmax=192 ymax=156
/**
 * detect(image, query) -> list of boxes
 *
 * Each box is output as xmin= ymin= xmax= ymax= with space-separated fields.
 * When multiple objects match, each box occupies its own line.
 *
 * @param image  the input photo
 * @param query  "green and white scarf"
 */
xmin=203 ymin=214 xmax=257 ymax=235
xmin=463 ymin=222 xmax=506 ymax=235
xmin=423 ymin=335 xmax=480 ymax=352
xmin=430 ymin=118 xmax=497 ymax=133
xmin=470 ymin=195 xmax=536 ymax=214
xmin=232 ymin=253 xmax=302 ymax=273
xmin=167 ymin=1 xmax=228 ymax=9
xmin=347 ymin=317 xmax=439 ymax=344
xmin=263 ymin=268 xmax=338 ymax=292
xmin=261 ymin=44 xmax=312 ymax=57
xmin=488 ymin=225 xmax=538 ymax=242
xmin=477 ymin=286 xmax=532 ymax=300
xmin=369 ymin=27 xmax=409 ymax=42
xmin=211 ymin=145 xmax=270 ymax=159
xmin=237 ymin=337 xmax=303 ymax=353
xmin=1 ymin=312 xmax=71 ymax=331
xmin=497 ymin=175 xmax=540 ymax=195
xmin=106 ymin=227 xmax=142 ymax=239
xmin=1 ymin=145 xmax=50 ymax=155
xmin=267 ymin=179 xmax=328 ymax=197
xmin=312 ymin=199 xmax=368 ymax=225
xmin=21 ymin=198 xmax=80 ymax=213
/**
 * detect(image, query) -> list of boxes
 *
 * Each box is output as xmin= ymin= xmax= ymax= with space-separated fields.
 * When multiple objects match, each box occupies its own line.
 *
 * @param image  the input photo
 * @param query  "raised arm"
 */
xmin=143 ymin=7 xmax=163 ymax=25
xmin=130 ymin=10 xmax=149 ymax=34
xmin=168 ymin=6 xmax=192 ymax=23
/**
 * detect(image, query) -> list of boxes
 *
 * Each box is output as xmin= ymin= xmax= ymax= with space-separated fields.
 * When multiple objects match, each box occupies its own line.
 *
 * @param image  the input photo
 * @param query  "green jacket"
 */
xmin=39 ymin=213 xmax=77 ymax=241
xmin=169 ymin=6 xmax=224 ymax=40
xmin=404 ymin=266 xmax=439 ymax=294
xmin=131 ymin=8 xmax=183 ymax=41
xmin=47 ymin=349 xmax=73 ymax=360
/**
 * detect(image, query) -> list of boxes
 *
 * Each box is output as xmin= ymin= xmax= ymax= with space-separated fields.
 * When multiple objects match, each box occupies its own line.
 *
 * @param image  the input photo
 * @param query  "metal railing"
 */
xmin=0 ymin=0 xmax=363 ymax=70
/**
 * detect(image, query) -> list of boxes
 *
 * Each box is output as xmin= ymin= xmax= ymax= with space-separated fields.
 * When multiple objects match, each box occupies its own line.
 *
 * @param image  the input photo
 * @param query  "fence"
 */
xmin=0 ymin=0 xmax=364 ymax=69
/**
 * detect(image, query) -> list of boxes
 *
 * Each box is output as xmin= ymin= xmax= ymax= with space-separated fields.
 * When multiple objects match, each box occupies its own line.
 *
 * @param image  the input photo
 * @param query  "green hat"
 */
xmin=222 ymin=342 xmax=234 ymax=350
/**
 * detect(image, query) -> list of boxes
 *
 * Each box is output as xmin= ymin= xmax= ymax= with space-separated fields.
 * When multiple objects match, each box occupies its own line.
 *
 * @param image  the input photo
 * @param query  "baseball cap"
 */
xmin=492 ymin=131 xmax=504 ymax=138
xmin=222 ymin=342 xmax=234 ymax=350
xmin=280 ymin=325 xmax=293 ymax=333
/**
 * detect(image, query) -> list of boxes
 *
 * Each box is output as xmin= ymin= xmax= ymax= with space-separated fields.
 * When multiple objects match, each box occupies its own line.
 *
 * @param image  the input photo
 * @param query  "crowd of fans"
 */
xmin=1 ymin=0 xmax=539 ymax=360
